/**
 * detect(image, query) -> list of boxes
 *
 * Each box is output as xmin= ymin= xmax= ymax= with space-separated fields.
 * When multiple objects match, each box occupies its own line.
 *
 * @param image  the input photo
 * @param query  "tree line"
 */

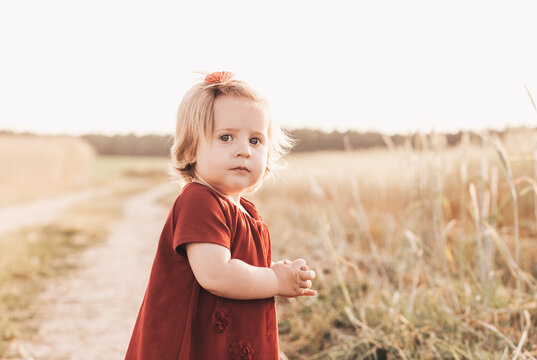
xmin=1 ymin=128 xmax=518 ymax=156
xmin=79 ymin=129 xmax=497 ymax=156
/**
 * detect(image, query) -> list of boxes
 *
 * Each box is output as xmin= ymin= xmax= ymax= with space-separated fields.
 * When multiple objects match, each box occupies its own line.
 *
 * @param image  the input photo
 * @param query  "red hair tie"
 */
xmin=204 ymin=71 xmax=234 ymax=84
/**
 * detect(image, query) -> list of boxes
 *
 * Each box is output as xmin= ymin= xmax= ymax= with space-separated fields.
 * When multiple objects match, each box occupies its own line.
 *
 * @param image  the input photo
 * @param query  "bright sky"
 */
xmin=1 ymin=1 xmax=536 ymax=136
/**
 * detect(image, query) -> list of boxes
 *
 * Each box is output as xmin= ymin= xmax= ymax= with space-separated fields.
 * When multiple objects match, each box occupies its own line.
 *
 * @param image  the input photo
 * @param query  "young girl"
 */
xmin=125 ymin=71 xmax=316 ymax=360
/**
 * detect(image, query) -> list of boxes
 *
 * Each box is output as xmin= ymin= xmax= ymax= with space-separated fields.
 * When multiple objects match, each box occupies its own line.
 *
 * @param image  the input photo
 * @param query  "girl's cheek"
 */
xmin=256 ymin=144 xmax=268 ymax=153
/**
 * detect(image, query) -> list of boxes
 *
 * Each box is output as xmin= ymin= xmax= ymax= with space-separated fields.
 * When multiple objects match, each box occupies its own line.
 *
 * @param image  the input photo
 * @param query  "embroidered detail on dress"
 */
xmin=228 ymin=340 xmax=254 ymax=360
xmin=213 ymin=308 xmax=232 ymax=333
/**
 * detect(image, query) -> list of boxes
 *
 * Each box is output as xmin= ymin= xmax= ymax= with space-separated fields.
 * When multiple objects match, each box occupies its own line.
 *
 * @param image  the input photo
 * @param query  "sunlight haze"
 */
xmin=1 ymin=0 xmax=536 ymax=136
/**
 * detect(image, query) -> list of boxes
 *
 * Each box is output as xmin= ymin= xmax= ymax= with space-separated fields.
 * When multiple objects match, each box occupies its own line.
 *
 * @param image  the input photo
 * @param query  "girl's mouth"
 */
xmin=231 ymin=166 xmax=250 ymax=172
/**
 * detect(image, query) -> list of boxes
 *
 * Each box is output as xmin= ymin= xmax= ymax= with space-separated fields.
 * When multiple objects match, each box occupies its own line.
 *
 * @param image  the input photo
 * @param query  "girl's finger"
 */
xmin=302 ymin=289 xmax=317 ymax=296
xmin=292 ymin=258 xmax=307 ymax=268
xmin=299 ymin=280 xmax=312 ymax=289
xmin=299 ymin=270 xmax=316 ymax=281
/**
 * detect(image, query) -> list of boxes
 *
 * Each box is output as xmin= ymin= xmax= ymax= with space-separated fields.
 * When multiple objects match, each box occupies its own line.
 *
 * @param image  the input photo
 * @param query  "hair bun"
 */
xmin=204 ymin=71 xmax=234 ymax=84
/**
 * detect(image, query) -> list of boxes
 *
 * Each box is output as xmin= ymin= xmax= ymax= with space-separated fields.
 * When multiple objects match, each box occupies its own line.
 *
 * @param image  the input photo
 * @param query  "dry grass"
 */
xmin=252 ymin=128 xmax=537 ymax=359
xmin=92 ymin=155 xmax=171 ymax=184
xmin=3 ymin=129 xmax=537 ymax=358
xmin=0 ymin=135 xmax=95 ymax=207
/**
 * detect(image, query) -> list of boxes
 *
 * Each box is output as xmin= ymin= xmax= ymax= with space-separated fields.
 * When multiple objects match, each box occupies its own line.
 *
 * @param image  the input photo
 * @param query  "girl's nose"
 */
xmin=235 ymin=140 xmax=252 ymax=158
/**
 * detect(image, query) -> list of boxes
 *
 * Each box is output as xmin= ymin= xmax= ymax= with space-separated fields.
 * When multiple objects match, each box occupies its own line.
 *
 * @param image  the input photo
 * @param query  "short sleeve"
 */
xmin=173 ymin=185 xmax=232 ymax=257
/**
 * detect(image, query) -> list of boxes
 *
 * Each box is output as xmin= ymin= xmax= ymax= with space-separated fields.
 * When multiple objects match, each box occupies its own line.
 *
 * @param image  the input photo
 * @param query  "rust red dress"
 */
xmin=125 ymin=182 xmax=278 ymax=360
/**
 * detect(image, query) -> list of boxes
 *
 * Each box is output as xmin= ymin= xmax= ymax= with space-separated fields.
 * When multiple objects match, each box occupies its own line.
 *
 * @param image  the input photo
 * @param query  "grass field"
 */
xmin=0 ymin=135 xmax=95 ymax=208
xmin=0 ymin=133 xmax=171 ymax=207
xmin=2 ymin=130 xmax=537 ymax=359
xmin=251 ymin=131 xmax=537 ymax=359
xmin=92 ymin=155 xmax=171 ymax=183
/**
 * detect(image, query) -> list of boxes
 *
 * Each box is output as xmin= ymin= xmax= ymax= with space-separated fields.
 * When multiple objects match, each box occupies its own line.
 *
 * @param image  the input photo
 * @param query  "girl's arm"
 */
xmin=186 ymin=243 xmax=316 ymax=300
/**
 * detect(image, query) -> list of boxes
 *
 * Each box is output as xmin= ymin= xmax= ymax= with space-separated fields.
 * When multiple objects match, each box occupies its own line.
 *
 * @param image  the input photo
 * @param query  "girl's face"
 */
xmin=194 ymin=95 xmax=269 ymax=201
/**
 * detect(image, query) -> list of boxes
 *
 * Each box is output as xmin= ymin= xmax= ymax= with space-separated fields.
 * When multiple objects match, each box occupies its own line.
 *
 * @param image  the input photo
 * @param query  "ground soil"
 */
xmin=7 ymin=183 xmax=177 ymax=360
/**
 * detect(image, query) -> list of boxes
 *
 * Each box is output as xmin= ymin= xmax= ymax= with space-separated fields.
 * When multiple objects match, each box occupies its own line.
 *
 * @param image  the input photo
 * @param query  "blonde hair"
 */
xmin=170 ymin=72 xmax=293 ymax=184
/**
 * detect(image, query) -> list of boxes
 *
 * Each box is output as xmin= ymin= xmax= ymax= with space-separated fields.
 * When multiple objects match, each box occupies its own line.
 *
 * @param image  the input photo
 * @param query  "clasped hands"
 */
xmin=271 ymin=258 xmax=317 ymax=297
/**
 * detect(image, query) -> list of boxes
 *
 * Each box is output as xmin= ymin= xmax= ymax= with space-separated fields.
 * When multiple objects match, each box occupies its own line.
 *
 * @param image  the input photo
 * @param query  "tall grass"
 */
xmin=253 ymin=129 xmax=537 ymax=359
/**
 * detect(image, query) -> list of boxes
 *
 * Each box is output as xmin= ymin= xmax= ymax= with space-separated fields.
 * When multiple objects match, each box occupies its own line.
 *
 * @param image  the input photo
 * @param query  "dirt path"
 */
xmin=13 ymin=182 xmax=177 ymax=360
xmin=0 ymin=189 xmax=109 ymax=237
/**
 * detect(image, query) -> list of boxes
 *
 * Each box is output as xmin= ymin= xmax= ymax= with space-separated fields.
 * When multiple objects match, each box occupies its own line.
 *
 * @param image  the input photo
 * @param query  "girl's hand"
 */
xmin=297 ymin=263 xmax=317 ymax=296
xmin=272 ymin=259 xmax=292 ymax=266
xmin=271 ymin=258 xmax=316 ymax=297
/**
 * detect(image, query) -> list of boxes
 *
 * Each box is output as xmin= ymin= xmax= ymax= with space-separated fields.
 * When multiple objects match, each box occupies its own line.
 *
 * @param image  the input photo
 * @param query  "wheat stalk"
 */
xmin=512 ymin=310 xmax=531 ymax=360
xmin=485 ymin=133 xmax=523 ymax=330
xmin=469 ymin=183 xmax=485 ymax=284
xmin=523 ymin=83 xmax=537 ymax=242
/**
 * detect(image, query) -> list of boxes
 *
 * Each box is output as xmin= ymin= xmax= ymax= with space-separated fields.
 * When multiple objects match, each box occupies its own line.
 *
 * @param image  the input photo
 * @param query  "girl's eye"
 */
xmin=220 ymin=134 xmax=231 ymax=142
xmin=250 ymin=137 xmax=260 ymax=145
